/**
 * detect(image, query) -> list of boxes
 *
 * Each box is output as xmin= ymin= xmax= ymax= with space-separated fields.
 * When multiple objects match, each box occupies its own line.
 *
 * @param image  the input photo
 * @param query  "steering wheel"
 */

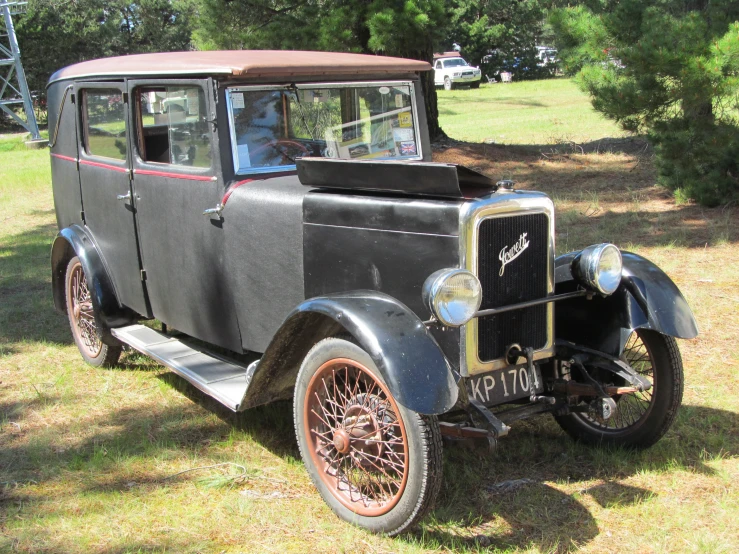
xmin=250 ymin=139 xmax=310 ymax=164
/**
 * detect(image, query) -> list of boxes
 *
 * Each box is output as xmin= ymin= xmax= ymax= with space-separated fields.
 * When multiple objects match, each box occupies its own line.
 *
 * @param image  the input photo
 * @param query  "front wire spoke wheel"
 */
xmin=582 ymin=331 xmax=654 ymax=430
xmin=294 ymin=338 xmax=442 ymax=535
xmin=554 ymin=328 xmax=684 ymax=449
xmin=305 ymin=359 xmax=409 ymax=516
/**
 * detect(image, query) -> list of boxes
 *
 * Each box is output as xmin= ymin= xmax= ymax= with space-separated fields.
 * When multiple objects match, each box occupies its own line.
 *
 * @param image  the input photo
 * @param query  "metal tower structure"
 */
xmin=1 ymin=0 xmax=41 ymax=140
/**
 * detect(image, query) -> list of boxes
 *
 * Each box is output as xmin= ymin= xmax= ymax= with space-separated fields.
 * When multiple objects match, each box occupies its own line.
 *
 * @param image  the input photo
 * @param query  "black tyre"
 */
xmin=470 ymin=82 xmax=480 ymax=89
xmin=443 ymin=77 xmax=453 ymax=91
xmin=293 ymin=337 xmax=442 ymax=535
xmin=64 ymin=256 xmax=122 ymax=367
xmin=555 ymin=329 xmax=683 ymax=448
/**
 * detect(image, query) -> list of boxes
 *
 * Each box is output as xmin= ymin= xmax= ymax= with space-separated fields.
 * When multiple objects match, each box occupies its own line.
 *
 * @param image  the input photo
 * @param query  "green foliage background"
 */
xmin=550 ymin=1 xmax=739 ymax=206
xmin=16 ymin=0 xmax=196 ymax=96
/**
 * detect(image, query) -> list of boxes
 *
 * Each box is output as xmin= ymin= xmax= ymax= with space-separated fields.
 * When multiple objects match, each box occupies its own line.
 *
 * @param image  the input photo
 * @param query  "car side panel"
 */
xmin=222 ymin=176 xmax=309 ymax=353
xmin=48 ymin=80 xmax=83 ymax=231
xmin=303 ymin=191 xmax=463 ymax=368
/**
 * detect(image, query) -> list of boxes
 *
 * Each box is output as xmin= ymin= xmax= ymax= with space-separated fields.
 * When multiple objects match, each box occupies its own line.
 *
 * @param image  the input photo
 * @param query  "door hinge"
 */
xmin=140 ymin=269 xmax=147 ymax=281
xmin=70 ymin=93 xmax=75 ymax=104
xmin=123 ymin=92 xmax=129 ymax=104
xmin=80 ymin=210 xmax=85 ymax=223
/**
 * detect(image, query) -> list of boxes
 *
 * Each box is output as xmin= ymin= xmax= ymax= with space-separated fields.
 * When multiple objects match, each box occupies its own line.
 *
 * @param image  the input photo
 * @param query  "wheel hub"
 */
xmin=332 ymin=428 xmax=351 ymax=454
xmin=343 ymin=404 xmax=383 ymax=458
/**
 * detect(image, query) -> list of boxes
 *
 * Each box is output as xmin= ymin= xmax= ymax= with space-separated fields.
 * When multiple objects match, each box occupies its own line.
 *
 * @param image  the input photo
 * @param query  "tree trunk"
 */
xmin=421 ymin=68 xmax=445 ymax=141
xmin=406 ymin=44 xmax=446 ymax=141
xmin=683 ymin=99 xmax=714 ymax=125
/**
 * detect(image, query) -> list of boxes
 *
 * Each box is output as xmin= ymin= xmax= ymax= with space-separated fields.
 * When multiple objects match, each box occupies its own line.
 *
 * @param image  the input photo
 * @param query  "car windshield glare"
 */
xmin=227 ymin=82 xmax=421 ymax=174
xmin=443 ymin=58 xmax=468 ymax=68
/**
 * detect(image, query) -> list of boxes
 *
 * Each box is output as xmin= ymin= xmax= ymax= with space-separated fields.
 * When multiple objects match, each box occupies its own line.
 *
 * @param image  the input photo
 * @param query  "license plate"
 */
xmin=467 ymin=364 xmax=544 ymax=406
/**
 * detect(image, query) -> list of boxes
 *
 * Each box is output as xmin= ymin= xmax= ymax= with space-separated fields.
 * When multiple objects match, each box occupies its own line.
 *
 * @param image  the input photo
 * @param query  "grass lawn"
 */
xmin=1 ymin=78 xmax=739 ymax=554
xmin=437 ymin=79 xmax=627 ymax=145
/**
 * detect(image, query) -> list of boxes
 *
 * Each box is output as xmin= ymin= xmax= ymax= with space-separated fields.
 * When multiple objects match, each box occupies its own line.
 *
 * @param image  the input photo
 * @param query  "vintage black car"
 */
xmin=48 ymin=51 xmax=698 ymax=535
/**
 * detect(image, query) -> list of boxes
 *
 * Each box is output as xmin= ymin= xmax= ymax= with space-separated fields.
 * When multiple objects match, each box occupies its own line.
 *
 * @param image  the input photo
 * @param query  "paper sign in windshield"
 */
xmin=231 ymin=93 xmax=245 ymax=109
xmin=393 ymin=128 xmax=414 ymax=142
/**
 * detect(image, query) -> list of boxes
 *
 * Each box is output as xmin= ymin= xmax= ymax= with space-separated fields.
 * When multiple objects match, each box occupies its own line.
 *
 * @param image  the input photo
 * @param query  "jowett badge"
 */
xmin=498 ymin=232 xmax=530 ymax=276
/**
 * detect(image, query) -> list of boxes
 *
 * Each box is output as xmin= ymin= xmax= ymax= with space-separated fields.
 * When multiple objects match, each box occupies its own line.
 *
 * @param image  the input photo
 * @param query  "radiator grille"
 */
xmin=477 ymin=213 xmax=549 ymax=362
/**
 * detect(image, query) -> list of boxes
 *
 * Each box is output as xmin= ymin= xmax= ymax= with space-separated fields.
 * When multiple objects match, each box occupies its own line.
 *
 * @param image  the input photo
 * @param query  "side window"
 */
xmin=435 ymin=61 xmax=442 ymax=69
xmin=82 ymin=89 xmax=127 ymax=160
xmin=135 ymin=86 xmax=212 ymax=168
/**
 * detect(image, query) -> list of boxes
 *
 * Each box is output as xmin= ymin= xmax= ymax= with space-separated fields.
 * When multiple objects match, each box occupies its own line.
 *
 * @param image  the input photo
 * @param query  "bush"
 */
xmin=652 ymin=119 xmax=739 ymax=207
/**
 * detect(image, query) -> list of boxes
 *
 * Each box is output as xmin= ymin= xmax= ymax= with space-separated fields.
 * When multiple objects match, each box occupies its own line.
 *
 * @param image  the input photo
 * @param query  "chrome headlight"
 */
xmin=422 ymin=269 xmax=482 ymax=327
xmin=573 ymin=243 xmax=623 ymax=295
xmin=453 ymin=72 xmax=461 ymax=78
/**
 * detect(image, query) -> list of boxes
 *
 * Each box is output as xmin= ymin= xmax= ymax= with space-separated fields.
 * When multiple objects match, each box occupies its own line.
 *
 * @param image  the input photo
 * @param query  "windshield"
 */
xmin=443 ymin=58 xmax=468 ymax=68
xmin=227 ymin=82 xmax=421 ymax=174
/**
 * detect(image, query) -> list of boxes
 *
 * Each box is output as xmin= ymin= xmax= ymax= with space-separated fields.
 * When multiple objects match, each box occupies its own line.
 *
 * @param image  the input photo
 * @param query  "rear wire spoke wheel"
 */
xmin=294 ymin=338 xmax=442 ymax=535
xmin=65 ymin=257 xmax=122 ymax=367
xmin=554 ymin=328 xmax=684 ymax=449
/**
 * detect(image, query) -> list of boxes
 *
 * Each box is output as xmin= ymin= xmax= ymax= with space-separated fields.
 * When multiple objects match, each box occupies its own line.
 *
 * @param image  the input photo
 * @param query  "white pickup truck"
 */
xmin=433 ymin=56 xmax=482 ymax=90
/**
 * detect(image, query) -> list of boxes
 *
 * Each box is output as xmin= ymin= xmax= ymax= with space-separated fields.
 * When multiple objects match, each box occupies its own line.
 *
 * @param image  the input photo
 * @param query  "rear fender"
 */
xmin=51 ymin=225 xmax=136 ymax=340
xmin=241 ymin=291 xmax=458 ymax=415
xmin=554 ymin=250 xmax=698 ymax=357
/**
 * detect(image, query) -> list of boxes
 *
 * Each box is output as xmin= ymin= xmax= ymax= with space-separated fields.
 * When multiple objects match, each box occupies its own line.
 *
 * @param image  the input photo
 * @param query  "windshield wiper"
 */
xmin=288 ymin=85 xmax=314 ymax=140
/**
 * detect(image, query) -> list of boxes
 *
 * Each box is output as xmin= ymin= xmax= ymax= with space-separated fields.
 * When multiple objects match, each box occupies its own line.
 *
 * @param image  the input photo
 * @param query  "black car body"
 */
xmin=48 ymin=50 xmax=698 ymax=535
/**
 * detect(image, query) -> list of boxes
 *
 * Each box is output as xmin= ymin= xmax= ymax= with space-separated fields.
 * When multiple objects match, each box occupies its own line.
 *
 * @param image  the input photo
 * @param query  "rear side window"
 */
xmin=82 ymin=89 xmax=127 ymax=160
xmin=135 ymin=86 xmax=212 ymax=168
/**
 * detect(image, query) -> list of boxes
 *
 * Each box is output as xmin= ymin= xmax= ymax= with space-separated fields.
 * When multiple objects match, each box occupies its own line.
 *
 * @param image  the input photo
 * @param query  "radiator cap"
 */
xmin=496 ymin=179 xmax=516 ymax=191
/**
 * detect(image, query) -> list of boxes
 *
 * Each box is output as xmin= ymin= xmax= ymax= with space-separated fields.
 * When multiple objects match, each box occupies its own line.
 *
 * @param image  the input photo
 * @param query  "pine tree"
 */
xmin=550 ymin=0 xmax=739 ymax=206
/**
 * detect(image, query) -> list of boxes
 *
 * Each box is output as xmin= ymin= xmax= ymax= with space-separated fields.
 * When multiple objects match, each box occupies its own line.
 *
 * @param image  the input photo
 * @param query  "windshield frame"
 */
xmin=225 ymin=80 xmax=423 ymax=175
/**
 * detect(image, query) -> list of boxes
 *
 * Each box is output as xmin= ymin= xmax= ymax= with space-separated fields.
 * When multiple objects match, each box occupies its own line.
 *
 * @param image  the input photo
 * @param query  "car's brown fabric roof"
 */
xmin=49 ymin=50 xmax=431 ymax=84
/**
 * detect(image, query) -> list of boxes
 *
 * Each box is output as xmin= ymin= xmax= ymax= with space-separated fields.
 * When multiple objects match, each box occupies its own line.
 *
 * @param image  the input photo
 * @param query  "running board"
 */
xmin=111 ymin=324 xmax=258 ymax=411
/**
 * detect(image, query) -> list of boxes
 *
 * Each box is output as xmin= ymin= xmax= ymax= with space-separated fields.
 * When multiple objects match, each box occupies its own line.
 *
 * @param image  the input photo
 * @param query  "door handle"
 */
xmin=203 ymin=204 xmax=223 ymax=217
xmin=117 ymin=192 xmax=132 ymax=202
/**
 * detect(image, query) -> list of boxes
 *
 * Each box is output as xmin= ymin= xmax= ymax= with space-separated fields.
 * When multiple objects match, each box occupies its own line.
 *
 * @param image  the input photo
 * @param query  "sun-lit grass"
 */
xmin=2 ymin=77 xmax=739 ymax=554
xmin=437 ymin=78 xmax=627 ymax=145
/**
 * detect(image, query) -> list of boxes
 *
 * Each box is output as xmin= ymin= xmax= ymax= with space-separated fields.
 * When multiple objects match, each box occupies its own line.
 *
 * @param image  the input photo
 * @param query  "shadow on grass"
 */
xmin=145 ymin=380 xmax=738 ymax=552
xmin=157 ymin=372 xmax=299 ymax=459
xmin=1 ymin=358 xmax=737 ymax=552
xmin=399 ymin=402 xmax=739 ymax=552
xmin=0 ymin=219 xmax=71 ymax=346
xmin=66 ymin=371 xmax=739 ymax=552
xmin=436 ymin=138 xmax=738 ymax=249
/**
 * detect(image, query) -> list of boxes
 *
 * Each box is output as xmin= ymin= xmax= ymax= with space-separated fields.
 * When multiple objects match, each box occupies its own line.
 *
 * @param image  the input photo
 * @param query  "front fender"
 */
xmin=243 ymin=291 xmax=458 ymax=415
xmin=554 ymin=250 xmax=698 ymax=356
xmin=51 ymin=225 xmax=136 ymax=335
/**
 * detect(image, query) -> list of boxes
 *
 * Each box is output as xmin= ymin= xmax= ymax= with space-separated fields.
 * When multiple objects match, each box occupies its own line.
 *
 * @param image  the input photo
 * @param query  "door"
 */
xmin=127 ymin=78 xmax=241 ymax=352
xmin=434 ymin=60 xmax=443 ymax=85
xmin=76 ymin=83 xmax=149 ymax=316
